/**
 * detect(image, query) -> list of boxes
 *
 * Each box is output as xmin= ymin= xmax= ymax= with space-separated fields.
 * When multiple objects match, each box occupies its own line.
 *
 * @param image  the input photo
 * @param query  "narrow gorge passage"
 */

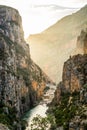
xmin=23 ymin=84 xmax=57 ymax=130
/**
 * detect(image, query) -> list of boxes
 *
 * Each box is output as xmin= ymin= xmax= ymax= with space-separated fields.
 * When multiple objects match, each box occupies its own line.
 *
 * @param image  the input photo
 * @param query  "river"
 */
xmin=23 ymin=84 xmax=57 ymax=130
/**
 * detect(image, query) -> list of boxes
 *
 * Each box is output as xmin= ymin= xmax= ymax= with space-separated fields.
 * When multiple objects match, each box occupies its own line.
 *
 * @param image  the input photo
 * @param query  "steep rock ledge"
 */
xmin=0 ymin=5 xmax=51 ymax=119
xmin=62 ymin=54 xmax=87 ymax=92
xmin=53 ymin=54 xmax=87 ymax=104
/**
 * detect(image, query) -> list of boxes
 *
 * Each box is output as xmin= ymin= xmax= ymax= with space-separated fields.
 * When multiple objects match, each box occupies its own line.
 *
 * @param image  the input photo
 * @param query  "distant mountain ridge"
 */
xmin=33 ymin=4 xmax=78 ymax=10
xmin=28 ymin=5 xmax=87 ymax=83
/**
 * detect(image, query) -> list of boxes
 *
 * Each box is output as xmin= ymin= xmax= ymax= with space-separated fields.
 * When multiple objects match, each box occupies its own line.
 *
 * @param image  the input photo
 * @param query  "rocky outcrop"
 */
xmin=53 ymin=54 xmax=87 ymax=103
xmin=62 ymin=54 xmax=87 ymax=92
xmin=76 ymin=29 xmax=87 ymax=54
xmin=0 ymin=5 xmax=51 ymax=120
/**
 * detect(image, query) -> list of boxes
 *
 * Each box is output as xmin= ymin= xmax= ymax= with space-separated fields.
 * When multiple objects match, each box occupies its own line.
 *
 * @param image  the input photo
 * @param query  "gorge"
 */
xmin=0 ymin=4 xmax=87 ymax=130
xmin=24 ymin=84 xmax=56 ymax=130
xmin=24 ymin=25 xmax=87 ymax=130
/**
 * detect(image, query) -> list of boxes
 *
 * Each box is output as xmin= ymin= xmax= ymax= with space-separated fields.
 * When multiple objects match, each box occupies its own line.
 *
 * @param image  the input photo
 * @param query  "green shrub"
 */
xmin=50 ymin=91 xmax=80 ymax=129
xmin=0 ymin=103 xmax=20 ymax=130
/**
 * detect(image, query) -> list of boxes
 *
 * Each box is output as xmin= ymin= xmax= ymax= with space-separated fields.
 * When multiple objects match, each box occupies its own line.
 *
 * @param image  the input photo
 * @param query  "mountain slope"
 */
xmin=28 ymin=5 xmax=87 ymax=83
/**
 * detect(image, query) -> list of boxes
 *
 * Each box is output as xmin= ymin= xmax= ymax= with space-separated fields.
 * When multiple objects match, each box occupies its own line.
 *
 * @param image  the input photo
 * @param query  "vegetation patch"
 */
xmin=30 ymin=89 xmax=87 ymax=130
xmin=0 ymin=101 xmax=27 ymax=130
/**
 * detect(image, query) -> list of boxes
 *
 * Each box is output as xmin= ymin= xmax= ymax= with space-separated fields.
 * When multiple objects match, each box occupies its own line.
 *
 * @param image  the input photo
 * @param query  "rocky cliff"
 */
xmin=50 ymin=54 xmax=87 ymax=130
xmin=53 ymin=54 xmax=87 ymax=103
xmin=62 ymin=54 xmax=87 ymax=92
xmin=49 ymin=28 xmax=87 ymax=129
xmin=76 ymin=29 xmax=87 ymax=54
xmin=0 ymin=5 xmax=51 ymax=120
xmin=53 ymin=29 xmax=87 ymax=100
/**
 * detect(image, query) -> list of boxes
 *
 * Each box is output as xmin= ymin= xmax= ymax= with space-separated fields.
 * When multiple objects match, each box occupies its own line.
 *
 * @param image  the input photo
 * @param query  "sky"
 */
xmin=0 ymin=0 xmax=87 ymax=37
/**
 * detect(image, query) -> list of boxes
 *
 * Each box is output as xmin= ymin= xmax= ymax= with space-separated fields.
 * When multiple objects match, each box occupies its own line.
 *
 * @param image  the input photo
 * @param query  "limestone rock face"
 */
xmin=0 ymin=5 xmax=24 ymax=44
xmin=63 ymin=54 xmax=87 ymax=92
xmin=0 ymin=5 xmax=51 ymax=116
xmin=53 ymin=54 xmax=87 ymax=105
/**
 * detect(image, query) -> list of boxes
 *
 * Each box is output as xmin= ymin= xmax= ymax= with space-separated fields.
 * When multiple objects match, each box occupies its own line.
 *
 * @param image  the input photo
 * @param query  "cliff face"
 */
xmin=54 ymin=54 xmax=87 ymax=103
xmin=62 ymin=54 xmax=87 ymax=92
xmin=51 ymin=54 xmax=87 ymax=130
xmin=76 ymin=29 xmax=87 ymax=54
xmin=0 ymin=6 xmax=51 ymax=117
xmin=59 ymin=29 xmax=87 ymax=94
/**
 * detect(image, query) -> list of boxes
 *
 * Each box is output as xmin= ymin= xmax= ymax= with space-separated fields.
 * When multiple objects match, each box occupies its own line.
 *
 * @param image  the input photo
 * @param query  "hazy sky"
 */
xmin=0 ymin=0 xmax=87 ymax=37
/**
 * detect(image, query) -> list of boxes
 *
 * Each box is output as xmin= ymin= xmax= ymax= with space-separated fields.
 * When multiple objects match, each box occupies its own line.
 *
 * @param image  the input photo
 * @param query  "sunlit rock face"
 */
xmin=53 ymin=54 xmax=87 ymax=106
xmin=76 ymin=29 xmax=87 ymax=54
xmin=0 ymin=5 xmax=51 ymax=116
xmin=62 ymin=54 xmax=87 ymax=92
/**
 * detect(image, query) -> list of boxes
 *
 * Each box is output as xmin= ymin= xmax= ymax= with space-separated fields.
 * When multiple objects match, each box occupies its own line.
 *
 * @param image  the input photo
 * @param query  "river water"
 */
xmin=23 ymin=84 xmax=57 ymax=130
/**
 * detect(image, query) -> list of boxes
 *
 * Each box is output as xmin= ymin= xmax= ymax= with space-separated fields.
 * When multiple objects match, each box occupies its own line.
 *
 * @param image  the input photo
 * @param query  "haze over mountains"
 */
xmin=28 ymin=5 xmax=87 ymax=83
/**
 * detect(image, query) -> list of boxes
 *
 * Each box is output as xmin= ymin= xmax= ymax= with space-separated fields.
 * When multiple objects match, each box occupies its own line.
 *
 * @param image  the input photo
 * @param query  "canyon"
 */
xmin=0 ymin=4 xmax=87 ymax=130
xmin=24 ymin=26 xmax=87 ymax=130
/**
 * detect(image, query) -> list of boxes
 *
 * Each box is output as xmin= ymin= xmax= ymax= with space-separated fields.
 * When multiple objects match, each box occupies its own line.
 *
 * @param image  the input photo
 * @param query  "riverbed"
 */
xmin=23 ymin=84 xmax=56 ymax=130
